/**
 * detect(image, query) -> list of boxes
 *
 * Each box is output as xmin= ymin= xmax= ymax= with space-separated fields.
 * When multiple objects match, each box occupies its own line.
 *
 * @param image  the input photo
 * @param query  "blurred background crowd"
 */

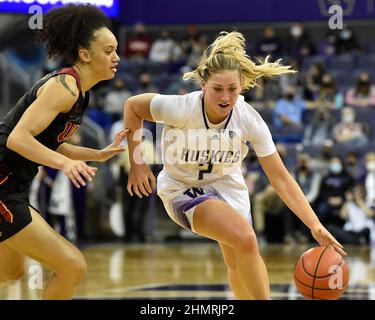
xmin=0 ymin=1 xmax=374 ymax=247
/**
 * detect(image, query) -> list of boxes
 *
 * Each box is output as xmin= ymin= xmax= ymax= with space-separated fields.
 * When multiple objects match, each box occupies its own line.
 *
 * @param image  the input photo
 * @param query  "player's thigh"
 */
xmin=193 ymin=199 xmax=256 ymax=247
xmin=0 ymin=243 xmax=26 ymax=280
xmin=4 ymin=207 xmax=86 ymax=275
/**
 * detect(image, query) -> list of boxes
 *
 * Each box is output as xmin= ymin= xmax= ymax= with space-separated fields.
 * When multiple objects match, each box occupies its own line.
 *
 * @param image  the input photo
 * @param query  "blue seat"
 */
xmin=330 ymin=54 xmax=354 ymax=71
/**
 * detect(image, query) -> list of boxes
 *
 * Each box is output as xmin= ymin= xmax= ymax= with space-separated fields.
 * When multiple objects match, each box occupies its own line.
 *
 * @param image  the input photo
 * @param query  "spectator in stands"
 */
xmin=316 ymin=156 xmax=354 ymax=225
xmin=123 ymin=22 xmax=153 ymax=61
xmin=136 ymin=72 xmax=158 ymax=94
xmin=345 ymin=151 xmax=366 ymax=184
xmin=336 ymin=27 xmax=361 ymax=55
xmin=285 ymin=22 xmax=315 ymax=61
xmin=283 ymin=153 xmax=321 ymax=244
xmin=365 ymin=152 xmax=375 ymax=209
xmin=117 ymin=136 xmax=158 ymax=243
xmin=149 ymin=30 xmax=176 ymax=64
xmin=332 ymin=107 xmax=369 ymax=148
xmin=279 ymin=58 xmax=303 ymax=93
xmin=256 ymin=26 xmax=283 ymax=58
xmin=180 ymin=24 xmax=207 ymax=68
xmin=245 ymin=76 xmax=282 ymax=109
xmin=103 ymin=78 xmax=132 ymax=117
xmin=303 ymin=108 xmax=334 ymax=146
xmin=166 ymin=65 xmax=200 ymax=95
xmin=318 ymin=31 xmax=337 ymax=57
xmin=273 ymin=85 xmax=306 ymax=129
xmin=310 ymin=142 xmax=334 ymax=176
xmin=303 ymin=62 xmax=325 ymax=101
xmin=253 ymin=144 xmax=289 ymax=243
xmin=345 ymin=72 xmax=375 ymax=108
xmin=311 ymin=73 xmax=344 ymax=110
xmin=328 ymin=185 xmax=374 ymax=244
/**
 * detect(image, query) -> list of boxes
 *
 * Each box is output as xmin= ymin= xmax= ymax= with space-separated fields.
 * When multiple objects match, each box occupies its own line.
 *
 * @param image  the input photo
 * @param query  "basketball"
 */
xmin=294 ymin=246 xmax=349 ymax=300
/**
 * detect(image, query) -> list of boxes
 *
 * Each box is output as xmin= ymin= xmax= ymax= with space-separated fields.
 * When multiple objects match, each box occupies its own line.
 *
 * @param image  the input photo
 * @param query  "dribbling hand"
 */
xmin=310 ymin=222 xmax=347 ymax=257
xmin=62 ymin=160 xmax=97 ymax=188
xmin=127 ymin=163 xmax=156 ymax=198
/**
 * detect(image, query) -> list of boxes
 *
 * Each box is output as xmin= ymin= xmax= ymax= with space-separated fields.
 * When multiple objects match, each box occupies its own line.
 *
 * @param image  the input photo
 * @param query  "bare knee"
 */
xmin=56 ymin=254 xmax=87 ymax=286
xmin=231 ymin=229 xmax=259 ymax=256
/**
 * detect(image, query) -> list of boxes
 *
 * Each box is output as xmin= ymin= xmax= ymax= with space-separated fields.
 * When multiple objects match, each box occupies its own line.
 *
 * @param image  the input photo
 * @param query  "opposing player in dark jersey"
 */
xmin=0 ymin=4 xmax=126 ymax=299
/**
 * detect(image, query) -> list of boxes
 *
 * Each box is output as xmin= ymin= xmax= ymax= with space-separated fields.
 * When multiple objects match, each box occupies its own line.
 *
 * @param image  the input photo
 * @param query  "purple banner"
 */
xmin=120 ymin=0 xmax=375 ymax=25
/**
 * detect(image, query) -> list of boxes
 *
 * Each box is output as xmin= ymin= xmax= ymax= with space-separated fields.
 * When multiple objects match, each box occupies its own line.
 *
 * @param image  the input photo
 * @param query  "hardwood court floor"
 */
xmin=1 ymin=243 xmax=375 ymax=300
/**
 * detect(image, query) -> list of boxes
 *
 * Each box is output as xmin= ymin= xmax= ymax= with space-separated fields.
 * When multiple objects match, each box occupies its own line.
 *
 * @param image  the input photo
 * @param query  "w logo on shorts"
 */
xmin=183 ymin=188 xmax=205 ymax=198
xmin=0 ymin=201 xmax=13 ymax=223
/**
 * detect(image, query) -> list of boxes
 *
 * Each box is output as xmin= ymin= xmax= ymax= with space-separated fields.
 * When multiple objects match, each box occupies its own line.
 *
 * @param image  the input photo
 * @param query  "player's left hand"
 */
xmin=310 ymin=222 xmax=347 ymax=257
xmin=98 ymin=129 xmax=129 ymax=162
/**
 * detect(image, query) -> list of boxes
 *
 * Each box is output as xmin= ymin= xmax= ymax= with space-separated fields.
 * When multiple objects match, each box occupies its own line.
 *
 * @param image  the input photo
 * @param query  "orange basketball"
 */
xmin=294 ymin=246 xmax=349 ymax=300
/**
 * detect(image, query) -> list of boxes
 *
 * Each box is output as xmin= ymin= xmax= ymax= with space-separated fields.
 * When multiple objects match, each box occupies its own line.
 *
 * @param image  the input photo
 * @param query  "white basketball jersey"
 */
xmin=150 ymin=91 xmax=276 ymax=186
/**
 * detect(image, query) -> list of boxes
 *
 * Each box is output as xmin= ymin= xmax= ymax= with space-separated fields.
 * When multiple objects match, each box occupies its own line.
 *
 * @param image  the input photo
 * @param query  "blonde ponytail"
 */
xmin=183 ymin=31 xmax=295 ymax=90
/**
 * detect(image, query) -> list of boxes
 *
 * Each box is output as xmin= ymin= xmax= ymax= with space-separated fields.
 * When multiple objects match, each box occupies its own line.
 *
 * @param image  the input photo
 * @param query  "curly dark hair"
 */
xmin=36 ymin=4 xmax=112 ymax=63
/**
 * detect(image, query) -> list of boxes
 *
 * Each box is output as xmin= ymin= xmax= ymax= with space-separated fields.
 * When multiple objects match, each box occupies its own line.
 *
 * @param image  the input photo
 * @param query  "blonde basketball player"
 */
xmin=124 ymin=31 xmax=346 ymax=300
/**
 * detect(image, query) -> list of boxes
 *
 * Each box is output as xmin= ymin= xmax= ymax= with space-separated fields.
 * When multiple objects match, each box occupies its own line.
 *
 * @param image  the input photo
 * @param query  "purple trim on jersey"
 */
xmin=172 ymin=194 xmax=219 ymax=230
xmin=201 ymin=95 xmax=233 ymax=130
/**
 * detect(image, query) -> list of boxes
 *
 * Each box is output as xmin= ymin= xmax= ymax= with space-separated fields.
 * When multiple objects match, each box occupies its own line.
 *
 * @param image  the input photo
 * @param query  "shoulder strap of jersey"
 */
xmin=57 ymin=67 xmax=82 ymax=92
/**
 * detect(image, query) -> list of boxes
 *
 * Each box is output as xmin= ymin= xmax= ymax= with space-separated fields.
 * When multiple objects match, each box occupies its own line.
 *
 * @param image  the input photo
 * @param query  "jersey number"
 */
xmin=57 ymin=122 xmax=80 ymax=143
xmin=198 ymin=162 xmax=213 ymax=180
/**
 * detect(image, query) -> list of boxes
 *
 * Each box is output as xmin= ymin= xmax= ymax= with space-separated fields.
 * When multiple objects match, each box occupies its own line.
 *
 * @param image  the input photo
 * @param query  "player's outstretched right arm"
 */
xmin=124 ymin=94 xmax=157 ymax=198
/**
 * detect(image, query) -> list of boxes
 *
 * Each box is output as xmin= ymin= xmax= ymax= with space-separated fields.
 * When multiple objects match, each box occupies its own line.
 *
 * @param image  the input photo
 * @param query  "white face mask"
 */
xmin=366 ymin=162 xmax=375 ymax=172
xmin=330 ymin=163 xmax=343 ymax=174
xmin=340 ymin=30 xmax=352 ymax=40
xmin=291 ymin=26 xmax=302 ymax=38
xmin=343 ymin=114 xmax=354 ymax=123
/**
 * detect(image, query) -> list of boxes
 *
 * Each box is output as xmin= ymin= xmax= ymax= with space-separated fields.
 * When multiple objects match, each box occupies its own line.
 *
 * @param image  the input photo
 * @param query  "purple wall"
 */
xmin=119 ymin=0 xmax=375 ymax=25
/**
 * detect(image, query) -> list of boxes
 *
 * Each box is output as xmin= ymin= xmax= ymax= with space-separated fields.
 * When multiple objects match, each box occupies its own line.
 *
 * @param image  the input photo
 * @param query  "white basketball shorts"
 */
xmin=156 ymin=170 xmax=252 ymax=233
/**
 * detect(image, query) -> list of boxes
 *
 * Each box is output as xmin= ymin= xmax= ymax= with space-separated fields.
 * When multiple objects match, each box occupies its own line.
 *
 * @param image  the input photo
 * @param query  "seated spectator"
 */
xmin=123 ymin=22 xmax=153 ymax=62
xmin=318 ymin=31 xmax=337 ymax=57
xmin=302 ymin=62 xmax=325 ymax=101
xmin=103 ymin=78 xmax=132 ymax=117
xmin=245 ymin=76 xmax=281 ymax=109
xmin=316 ymin=156 xmax=354 ymax=225
xmin=252 ymin=145 xmax=291 ymax=243
xmin=310 ymin=73 xmax=344 ymax=110
xmin=283 ymin=153 xmax=321 ymax=244
xmin=328 ymin=185 xmax=375 ymax=244
xmin=149 ymin=30 xmax=176 ymax=64
xmin=345 ymin=151 xmax=366 ymax=184
xmin=166 ymin=65 xmax=200 ymax=95
xmin=273 ymin=85 xmax=307 ymax=129
xmin=336 ymin=27 xmax=361 ymax=54
xmin=136 ymin=72 xmax=158 ymax=94
xmin=303 ymin=109 xmax=334 ymax=146
xmin=345 ymin=72 xmax=375 ymax=108
xmin=279 ymin=58 xmax=303 ymax=93
xmin=180 ymin=24 xmax=207 ymax=68
xmin=332 ymin=107 xmax=369 ymax=147
xmin=365 ymin=152 xmax=375 ymax=208
xmin=310 ymin=141 xmax=334 ymax=176
xmin=285 ymin=22 xmax=315 ymax=61
xmin=256 ymin=26 xmax=283 ymax=58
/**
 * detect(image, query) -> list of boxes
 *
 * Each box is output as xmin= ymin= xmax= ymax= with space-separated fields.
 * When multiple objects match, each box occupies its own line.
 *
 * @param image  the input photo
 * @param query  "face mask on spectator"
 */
xmin=343 ymin=114 xmax=354 ymax=123
xmin=285 ymin=93 xmax=295 ymax=100
xmin=358 ymin=80 xmax=370 ymax=87
xmin=366 ymin=162 xmax=375 ymax=172
xmin=329 ymin=163 xmax=342 ymax=174
xmin=340 ymin=30 xmax=352 ymax=40
xmin=290 ymin=26 xmax=302 ymax=38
